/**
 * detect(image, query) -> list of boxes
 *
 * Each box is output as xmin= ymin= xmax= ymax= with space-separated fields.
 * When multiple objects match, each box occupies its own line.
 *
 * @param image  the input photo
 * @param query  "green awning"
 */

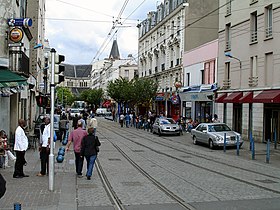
xmin=0 ymin=69 xmax=27 ymax=88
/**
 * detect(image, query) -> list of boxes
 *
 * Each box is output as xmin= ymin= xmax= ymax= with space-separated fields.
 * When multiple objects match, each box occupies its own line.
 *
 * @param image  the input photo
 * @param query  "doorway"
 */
xmin=264 ymin=105 xmax=279 ymax=143
xmin=233 ymin=103 xmax=242 ymax=133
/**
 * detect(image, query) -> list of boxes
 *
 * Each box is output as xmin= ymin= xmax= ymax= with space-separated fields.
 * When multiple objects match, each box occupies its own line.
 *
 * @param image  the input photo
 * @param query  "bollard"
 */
xmin=236 ymin=135 xmax=240 ymax=156
xmin=223 ymin=133 xmax=226 ymax=152
xmin=14 ymin=203 xmax=21 ymax=210
xmin=252 ymin=138 xmax=255 ymax=160
xmin=274 ymin=128 xmax=277 ymax=150
xmin=266 ymin=139 xmax=270 ymax=164
xmin=249 ymin=131 xmax=253 ymax=151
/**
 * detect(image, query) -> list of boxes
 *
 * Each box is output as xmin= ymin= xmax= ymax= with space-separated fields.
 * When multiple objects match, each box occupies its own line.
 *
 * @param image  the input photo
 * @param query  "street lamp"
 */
xmin=225 ymin=52 xmax=242 ymax=88
xmin=225 ymin=52 xmax=241 ymax=68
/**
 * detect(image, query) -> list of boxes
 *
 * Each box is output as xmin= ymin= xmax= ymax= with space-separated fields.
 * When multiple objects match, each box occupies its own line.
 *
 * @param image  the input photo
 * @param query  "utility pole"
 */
xmin=49 ymin=48 xmax=55 ymax=191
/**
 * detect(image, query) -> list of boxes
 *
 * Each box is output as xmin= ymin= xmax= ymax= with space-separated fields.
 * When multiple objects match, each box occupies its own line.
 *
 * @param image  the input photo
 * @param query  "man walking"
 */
xmin=66 ymin=121 xmax=87 ymax=177
xmin=13 ymin=119 xmax=29 ymax=178
xmin=37 ymin=116 xmax=50 ymax=177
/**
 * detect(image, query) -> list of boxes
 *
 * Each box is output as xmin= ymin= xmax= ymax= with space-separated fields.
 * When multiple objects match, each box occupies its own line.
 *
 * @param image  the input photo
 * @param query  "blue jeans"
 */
xmin=85 ymin=155 xmax=97 ymax=177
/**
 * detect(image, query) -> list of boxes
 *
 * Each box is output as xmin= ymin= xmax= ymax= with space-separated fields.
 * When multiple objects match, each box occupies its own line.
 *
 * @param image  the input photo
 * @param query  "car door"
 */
xmin=200 ymin=125 xmax=208 ymax=144
xmin=153 ymin=119 xmax=159 ymax=133
xmin=195 ymin=124 xmax=203 ymax=142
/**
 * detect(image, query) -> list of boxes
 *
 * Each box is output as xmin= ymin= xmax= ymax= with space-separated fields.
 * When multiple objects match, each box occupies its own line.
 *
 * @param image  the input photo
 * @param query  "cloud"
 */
xmin=46 ymin=0 xmax=160 ymax=64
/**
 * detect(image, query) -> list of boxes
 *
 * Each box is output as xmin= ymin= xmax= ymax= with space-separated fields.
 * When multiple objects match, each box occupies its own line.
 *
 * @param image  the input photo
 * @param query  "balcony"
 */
xmin=251 ymin=31 xmax=258 ymax=43
xmin=9 ymin=50 xmax=30 ymax=77
xmin=248 ymin=76 xmax=258 ymax=87
xmin=265 ymin=26 xmax=272 ymax=38
xmin=222 ymin=79 xmax=231 ymax=89
xmin=225 ymin=40 xmax=231 ymax=51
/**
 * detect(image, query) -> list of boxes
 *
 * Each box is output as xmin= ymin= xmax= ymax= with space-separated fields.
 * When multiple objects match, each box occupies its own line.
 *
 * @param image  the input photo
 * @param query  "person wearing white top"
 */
xmin=13 ymin=119 xmax=29 ymax=178
xmin=88 ymin=117 xmax=98 ymax=134
xmin=37 ymin=117 xmax=50 ymax=176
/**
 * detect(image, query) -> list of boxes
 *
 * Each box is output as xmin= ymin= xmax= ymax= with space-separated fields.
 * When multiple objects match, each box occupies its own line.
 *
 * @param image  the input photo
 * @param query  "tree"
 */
xmin=132 ymin=77 xmax=158 ymax=106
xmin=56 ymin=87 xmax=75 ymax=106
xmin=80 ymin=88 xmax=104 ymax=109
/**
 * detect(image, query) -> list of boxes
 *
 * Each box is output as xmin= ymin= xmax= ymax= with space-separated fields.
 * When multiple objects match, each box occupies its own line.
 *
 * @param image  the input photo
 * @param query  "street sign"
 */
xmin=8 ymin=43 xmax=23 ymax=47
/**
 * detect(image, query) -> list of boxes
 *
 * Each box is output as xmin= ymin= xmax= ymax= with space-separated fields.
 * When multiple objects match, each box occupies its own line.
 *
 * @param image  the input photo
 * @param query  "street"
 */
xmin=1 ymin=117 xmax=280 ymax=210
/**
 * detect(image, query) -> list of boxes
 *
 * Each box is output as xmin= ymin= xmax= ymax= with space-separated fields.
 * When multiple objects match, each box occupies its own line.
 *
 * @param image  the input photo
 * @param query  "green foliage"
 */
xmin=56 ymin=87 xmax=75 ymax=106
xmin=107 ymin=77 xmax=158 ymax=107
xmin=80 ymin=88 xmax=104 ymax=108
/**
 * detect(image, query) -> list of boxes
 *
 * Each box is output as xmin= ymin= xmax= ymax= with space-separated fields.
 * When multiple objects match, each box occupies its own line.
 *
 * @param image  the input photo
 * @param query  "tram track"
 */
xmin=97 ymin=131 xmax=196 ymax=210
xmin=99 ymin=120 xmax=280 ymax=195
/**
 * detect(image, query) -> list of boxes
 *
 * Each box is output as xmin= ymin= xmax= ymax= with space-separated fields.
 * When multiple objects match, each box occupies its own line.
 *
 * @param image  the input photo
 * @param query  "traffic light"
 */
xmin=36 ymin=95 xmax=48 ymax=107
xmin=54 ymin=54 xmax=65 ymax=84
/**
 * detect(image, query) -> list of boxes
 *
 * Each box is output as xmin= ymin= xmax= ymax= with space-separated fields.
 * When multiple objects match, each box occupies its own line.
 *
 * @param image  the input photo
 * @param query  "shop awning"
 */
xmin=0 ymin=69 xmax=27 ymax=88
xmin=215 ymin=93 xmax=227 ymax=103
xmin=223 ymin=92 xmax=243 ymax=103
xmin=252 ymin=90 xmax=280 ymax=103
xmin=102 ymin=100 xmax=111 ymax=108
xmin=239 ymin=92 xmax=253 ymax=103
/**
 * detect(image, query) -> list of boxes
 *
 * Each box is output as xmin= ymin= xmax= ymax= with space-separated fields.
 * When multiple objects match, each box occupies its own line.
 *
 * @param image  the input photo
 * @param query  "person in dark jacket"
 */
xmin=80 ymin=127 xmax=101 ymax=180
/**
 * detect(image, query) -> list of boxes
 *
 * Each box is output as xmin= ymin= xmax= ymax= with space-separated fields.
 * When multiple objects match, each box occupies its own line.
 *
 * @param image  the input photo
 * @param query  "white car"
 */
xmin=70 ymin=108 xmax=81 ymax=118
xmin=191 ymin=123 xmax=243 ymax=149
xmin=96 ymin=108 xmax=111 ymax=116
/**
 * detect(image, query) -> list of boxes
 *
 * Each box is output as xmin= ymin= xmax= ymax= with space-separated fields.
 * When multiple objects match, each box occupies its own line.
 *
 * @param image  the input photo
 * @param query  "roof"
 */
xmin=63 ymin=64 xmax=91 ymax=78
xmin=109 ymin=40 xmax=120 ymax=60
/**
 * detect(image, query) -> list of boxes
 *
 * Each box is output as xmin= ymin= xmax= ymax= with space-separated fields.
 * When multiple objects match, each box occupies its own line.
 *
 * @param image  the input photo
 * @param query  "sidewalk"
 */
xmin=0 ymin=142 xmax=77 ymax=210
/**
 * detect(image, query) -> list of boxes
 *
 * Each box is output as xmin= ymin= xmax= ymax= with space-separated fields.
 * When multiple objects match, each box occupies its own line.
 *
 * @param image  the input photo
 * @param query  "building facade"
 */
xmin=138 ymin=0 xmax=187 ymax=119
xmin=217 ymin=0 xmax=280 ymax=142
xmin=0 ymin=0 xmax=44 ymax=136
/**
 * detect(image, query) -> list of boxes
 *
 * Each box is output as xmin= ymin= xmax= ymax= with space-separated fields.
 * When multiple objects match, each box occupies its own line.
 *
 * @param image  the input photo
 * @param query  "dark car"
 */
xmin=34 ymin=114 xmax=61 ymax=140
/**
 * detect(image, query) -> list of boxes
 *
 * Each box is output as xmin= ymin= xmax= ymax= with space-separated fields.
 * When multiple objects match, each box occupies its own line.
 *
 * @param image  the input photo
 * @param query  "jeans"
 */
xmin=74 ymin=152 xmax=84 ymax=175
xmin=85 ymin=155 xmax=97 ymax=177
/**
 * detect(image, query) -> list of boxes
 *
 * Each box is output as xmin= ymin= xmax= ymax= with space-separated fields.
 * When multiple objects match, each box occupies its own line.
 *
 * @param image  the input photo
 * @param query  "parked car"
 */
xmin=34 ymin=114 xmax=61 ymax=140
xmin=96 ymin=108 xmax=111 ymax=117
xmin=152 ymin=117 xmax=180 ymax=136
xmin=191 ymin=123 xmax=243 ymax=149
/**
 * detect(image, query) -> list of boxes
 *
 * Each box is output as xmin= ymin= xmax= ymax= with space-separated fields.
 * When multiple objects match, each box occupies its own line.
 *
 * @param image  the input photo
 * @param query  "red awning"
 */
xmin=223 ymin=92 xmax=243 ymax=103
xmin=215 ymin=93 xmax=227 ymax=103
xmin=239 ymin=92 xmax=253 ymax=103
xmin=253 ymin=90 xmax=280 ymax=103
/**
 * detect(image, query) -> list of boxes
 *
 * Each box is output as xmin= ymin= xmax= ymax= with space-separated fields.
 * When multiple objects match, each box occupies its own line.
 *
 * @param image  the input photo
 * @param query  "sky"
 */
xmin=45 ymin=0 xmax=163 ymax=65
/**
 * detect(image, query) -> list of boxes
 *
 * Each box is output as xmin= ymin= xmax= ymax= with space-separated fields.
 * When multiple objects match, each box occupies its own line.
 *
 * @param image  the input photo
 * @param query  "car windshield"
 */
xmin=208 ymin=124 xmax=231 ymax=132
xmin=160 ymin=119 xmax=175 ymax=124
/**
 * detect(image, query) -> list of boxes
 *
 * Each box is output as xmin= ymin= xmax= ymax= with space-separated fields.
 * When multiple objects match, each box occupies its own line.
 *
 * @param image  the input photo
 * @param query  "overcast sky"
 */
xmin=45 ymin=0 xmax=162 ymax=65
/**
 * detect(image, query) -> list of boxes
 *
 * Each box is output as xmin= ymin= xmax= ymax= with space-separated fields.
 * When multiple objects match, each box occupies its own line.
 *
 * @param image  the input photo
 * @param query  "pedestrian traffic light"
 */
xmin=36 ymin=95 xmax=48 ymax=107
xmin=54 ymin=54 xmax=65 ymax=84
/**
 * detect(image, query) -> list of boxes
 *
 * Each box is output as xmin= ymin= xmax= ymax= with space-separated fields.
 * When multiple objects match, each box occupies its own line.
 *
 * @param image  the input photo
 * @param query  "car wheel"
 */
xmin=193 ymin=136 xmax=197 ymax=145
xmin=158 ymin=129 xmax=161 ymax=136
xmin=209 ymin=139 xmax=214 ymax=149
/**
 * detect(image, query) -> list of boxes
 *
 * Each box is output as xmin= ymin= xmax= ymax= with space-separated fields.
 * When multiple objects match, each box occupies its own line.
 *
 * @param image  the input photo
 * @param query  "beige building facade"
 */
xmin=217 ymin=0 xmax=280 ymax=142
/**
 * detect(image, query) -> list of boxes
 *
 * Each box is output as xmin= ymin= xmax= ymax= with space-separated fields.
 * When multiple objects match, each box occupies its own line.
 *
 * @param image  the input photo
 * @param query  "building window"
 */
xmin=225 ymin=23 xmax=231 ymax=50
xmin=250 ymin=11 xmax=258 ymax=42
xmin=265 ymin=5 xmax=273 ymax=38
xmin=201 ymin=69 xmax=205 ymax=84
xmin=186 ymin=73 xmax=190 ymax=86
xmin=125 ymin=69 xmax=129 ymax=78
xmin=155 ymin=66 xmax=158 ymax=73
xmin=161 ymin=63 xmax=165 ymax=71
xmin=265 ymin=52 xmax=273 ymax=85
xmin=170 ymin=60 xmax=173 ymax=68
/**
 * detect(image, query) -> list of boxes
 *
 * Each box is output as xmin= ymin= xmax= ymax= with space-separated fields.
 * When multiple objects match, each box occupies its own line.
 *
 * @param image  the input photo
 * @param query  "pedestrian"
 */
xmin=72 ymin=114 xmax=79 ymax=129
xmin=80 ymin=127 xmax=101 ymax=180
xmin=88 ymin=116 xmax=98 ymax=134
xmin=66 ymin=120 xmax=88 ymax=178
xmin=119 ymin=113 xmax=124 ymax=127
xmin=13 ymin=119 xmax=29 ymax=178
xmin=37 ymin=116 xmax=51 ymax=177
xmin=212 ymin=114 xmax=220 ymax=123
xmin=59 ymin=117 xmax=69 ymax=141
xmin=125 ymin=113 xmax=130 ymax=128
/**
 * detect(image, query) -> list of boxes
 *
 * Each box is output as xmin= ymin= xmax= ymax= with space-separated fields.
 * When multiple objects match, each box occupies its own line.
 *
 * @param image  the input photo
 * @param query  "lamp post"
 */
xmin=225 ymin=52 xmax=242 ymax=88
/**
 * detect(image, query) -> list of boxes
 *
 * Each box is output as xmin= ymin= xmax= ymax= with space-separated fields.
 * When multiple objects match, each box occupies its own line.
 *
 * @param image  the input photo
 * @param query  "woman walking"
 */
xmin=80 ymin=127 xmax=101 ymax=180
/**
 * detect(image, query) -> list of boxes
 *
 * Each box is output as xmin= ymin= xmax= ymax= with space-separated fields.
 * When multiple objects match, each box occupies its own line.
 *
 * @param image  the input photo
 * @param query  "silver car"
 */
xmin=152 ymin=117 xmax=180 ymax=136
xmin=191 ymin=123 xmax=243 ymax=149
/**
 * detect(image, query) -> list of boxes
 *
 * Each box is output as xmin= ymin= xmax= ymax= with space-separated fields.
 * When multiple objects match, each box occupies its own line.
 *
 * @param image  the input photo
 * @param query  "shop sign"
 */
xmin=170 ymin=94 xmax=180 ymax=104
xmin=9 ymin=27 xmax=23 ymax=43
